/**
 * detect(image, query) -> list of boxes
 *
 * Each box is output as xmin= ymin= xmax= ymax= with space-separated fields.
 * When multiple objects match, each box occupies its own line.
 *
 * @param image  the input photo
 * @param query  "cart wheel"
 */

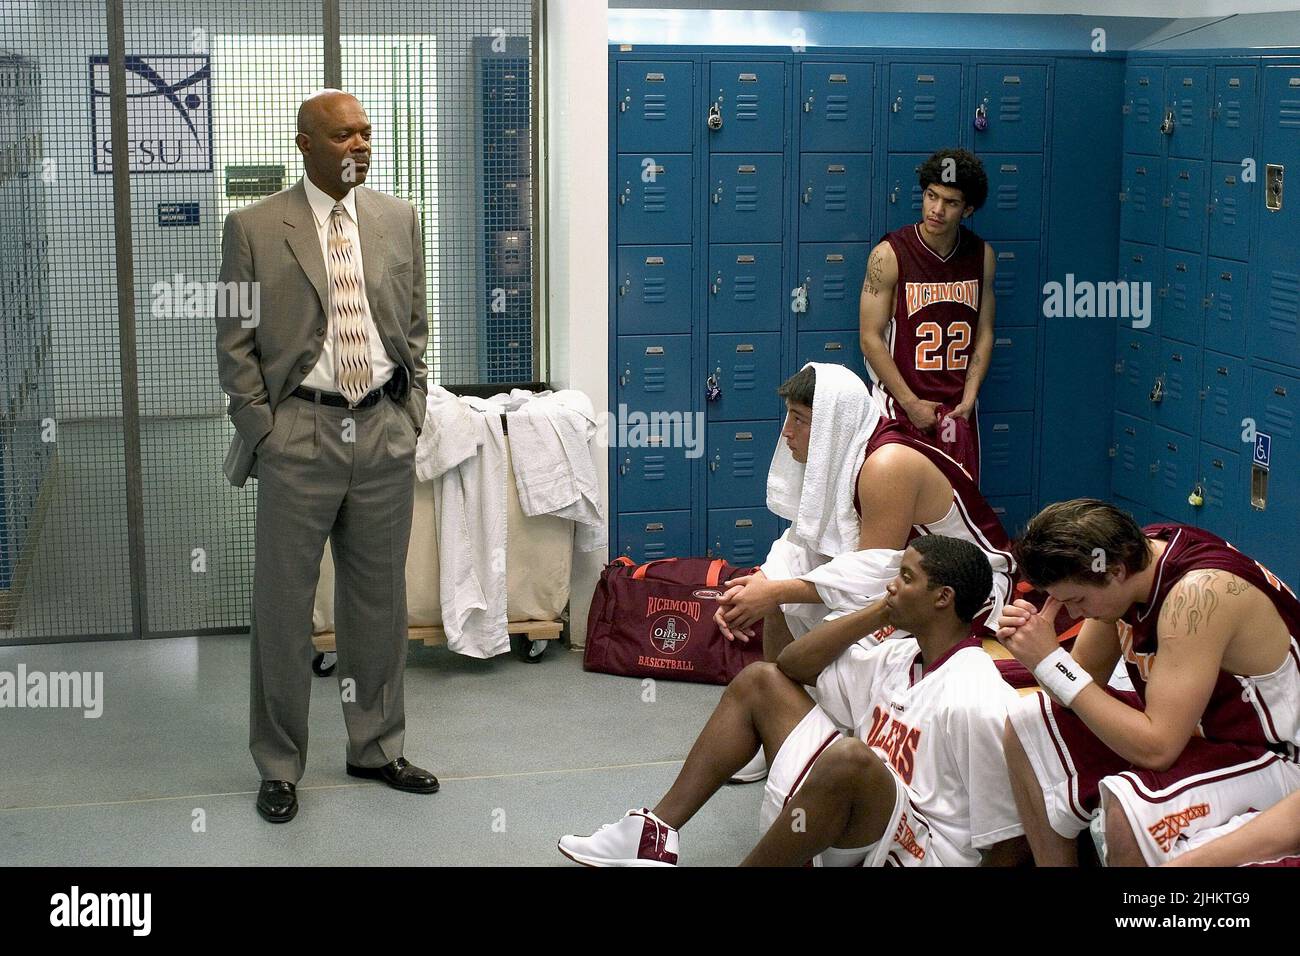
xmin=511 ymin=635 xmax=549 ymax=663
xmin=312 ymin=651 xmax=337 ymax=677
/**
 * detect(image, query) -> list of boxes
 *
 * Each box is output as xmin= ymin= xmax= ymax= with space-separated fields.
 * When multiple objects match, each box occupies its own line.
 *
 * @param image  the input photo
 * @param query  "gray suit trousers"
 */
xmin=249 ymin=390 xmax=417 ymax=782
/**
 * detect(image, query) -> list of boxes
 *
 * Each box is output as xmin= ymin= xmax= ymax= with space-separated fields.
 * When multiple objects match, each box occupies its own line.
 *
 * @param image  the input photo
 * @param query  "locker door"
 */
xmin=1152 ymin=339 xmax=1201 ymax=438
xmin=1167 ymin=66 xmax=1210 ymax=159
xmin=1163 ymin=157 xmax=1207 ymax=254
xmin=1123 ymin=63 xmax=1165 ymax=156
xmin=987 ymin=497 xmax=1033 ymax=540
xmin=709 ymin=153 xmax=784 ymax=243
xmin=708 ymin=507 xmax=779 ymax=564
xmin=1115 ymin=331 xmax=1157 ymax=420
xmin=1161 ymin=250 xmax=1205 ymax=346
xmin=796 ymin=242 xmax=872 ymax=331
xmin=616 ymin=512 xmax=692 ymax=562
xmin=971 ymin=154 xmax=1044 ymax=241
xmin=707 ymin=421 xmax=782 ymax=508
xmin=615 ymin=432 xmax=692 ymax=512
xmin=972 ymin=64 xmax=1048 ymax=153
xmin=1111 ymin=412 xmax=1152 ymax=505
xmin=888 ymin=63 xmax=963 ymax=152
xmin=885 ymin=153 xmax=928 ymax=234
xmin=1196 ymin=444 xmax=1241 ymax=542
xmin=800 ymin=62 xmax=874 ymax=152
xmin=1120 ymin=155 xmax=1164 ymax=246
xmin=1119 ymin=241 xmax=1162 ymax=338
xmin=616 ymin=334 xmax=691 ymax=415
xmin=1151 ymin=426 xmax=1197 ymax=523
xmin=1255 ymin=66 xmax=1300 ymax=371
xmin=1201 ymin=351 xmax=1249 ymax=453
xmin=1212 ymin=65 xmax=1258 ymax=164
xmin=1238 ymin=367 xmax=1300 ymax=589
xmin=796 ymin=330 xmax=863 ymax=377
xmin=799 ymin=153 xmax=872 ymax=242
xmin=1208 ymin=162 xmax=1254 ymax=261
xmin=706 ymin=333 xmax=783 ymax=422
xmin=989 ymin=242 xmax=1040 ymax=328
xmin=1205 ymin=260 xmax=1248 ymax=359
xmin=707 ymin=61 xmax=785 ymax=153
xmin=616 ymin=61 xmax=694 ymax=154
xmin=979 ymin=327 xmax=1037 ymax=412
xmin=707 ymin=244 xmax=783 ymax=334
xmin=616 ymin=153 xmax=693 ymax=244
xmin=616 ymin=245 xmax=693 ymax=336
xmin=978 ymin=411 xmax=1033 ymax=497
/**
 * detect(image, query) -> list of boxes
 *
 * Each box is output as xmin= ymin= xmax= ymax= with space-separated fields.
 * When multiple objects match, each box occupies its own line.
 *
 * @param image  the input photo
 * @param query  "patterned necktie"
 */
xmin=327 ymin=202 xmax=373 ymax=405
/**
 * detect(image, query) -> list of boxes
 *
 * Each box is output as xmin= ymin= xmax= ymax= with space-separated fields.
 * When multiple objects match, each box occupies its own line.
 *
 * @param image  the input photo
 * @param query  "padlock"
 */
xmin=705 ymin=373 xmax=722 ymax=403
xmin=1188 ymin=483 xmax=1204 ymax=508
xmin=974 ymin=102 xmax=988 ymax=132
xmin=707 ymin=102 xmax=723 ymax=131
xmin=790 ymin=283 xmax=809 ymax=314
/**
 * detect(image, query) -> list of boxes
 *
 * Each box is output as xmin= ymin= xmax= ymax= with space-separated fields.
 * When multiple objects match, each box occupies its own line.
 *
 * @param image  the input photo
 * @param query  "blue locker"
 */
xmin=980 ymin=327 xmax=1037 ymax=412
xmin=987 ymin=496 xmax=1033 ymax=540
xmin=1163 ymin=157 xmax=1207 ymax=254
xmin=1123 ymin=63 xmax=1165 ymax=156
xmin=1113 ymin=496 xmax=1159 ymax=530
xmin=708 ymin=244 xmax=783 ymax=333
xmin=1111 ymin=412 xmax=1151 ymax=505
xmin=800 ymin=62 xmax=874 ymax=152
xmin=796 ymin=242 xmax=872 ymax=331
xmin=1212 ymin=65 xmax=1257 ymax=164
xmin=706 ymin=333 xmax=783 ymax=422
xmin=1208 ymin=162 xmax=1254 ymax=261
xmin=708 ymin=153 xmax=784 ymax=243
xmin=1167 ymin=66 xmax=1210 ymax=160
xmin=616 ymin=245 xmax=693 ymax=335
xmin=617 ymin=511 xmax=692 ymax=562
xmin=888 ymin=63 xmax=963 ymax=152
xmin=1238 ymin=367 xmax=1300 ymax=589
xmin=1120 ymin=155 xmax=1164 ymax=246
xmin=1161 ymin=250 xmax=1205 ymax=346
xmin=971 ymin=154 xmax=1044 ymax=241
xmin=978 ymin=410 xmax=1033 ymax=497
xmin=1201 ymin=350 xmax=1249 ymax=452
xmin=1119 ymin=241 xmax=1162 ymax=338
xmin=707 ymin=61 xmax=786 ymax=153
xmin=1205 ymin=259 xmax=1248 ymax=359
xmin=617 ymin=153 xmax=693 ymax=244
xmin=1152 ymin=338 xmax=1201 ymax=438
xmin=1254 ymin=66 xmax=1300 ymax=372
xmin=708 ymin=507 xmax=779 ymax=565
xmin=1115 ymin=331 xmax=1157 ymax=420
xmin=971 ymin=64 xmax=1048 ymax=153
xmin=615 ymin=432 xmax=692 ymax=512
xmin=885 ymin=153 xmax=928 ymax=233
xmin=1197 ymin=443 xmax=1241 ymax=542
xmin=707 ymin=421 xmax=782 ymax=508
xmin=796 ymin=330 xmax=863 ymax=376
xmin=616 ymin=61 xmax=694 ymax=154
xmin=989 ymin=242 xmax=1040 ymax=328
xmin=616 ymin=334 xmax=692 ymax=415
xmin=1151 ymin=425 xmax=1198 ymax=523
xmin=799 ymin=153 xmax=873 ymax=242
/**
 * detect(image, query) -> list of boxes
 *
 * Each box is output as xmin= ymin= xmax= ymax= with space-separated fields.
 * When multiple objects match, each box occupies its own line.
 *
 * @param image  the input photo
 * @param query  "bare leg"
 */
xmin=763 ymin=611 xmax=795 ymax=662
xmin=741 ymin=738 xmax=896 ymax=866
xmin=1102 ymin=796 xmax=1147 ymax=867
xmin=652 ymin=662 xmax=813 ymax=829
xmin=1004 ymin=717 xmax=1078 ymax=866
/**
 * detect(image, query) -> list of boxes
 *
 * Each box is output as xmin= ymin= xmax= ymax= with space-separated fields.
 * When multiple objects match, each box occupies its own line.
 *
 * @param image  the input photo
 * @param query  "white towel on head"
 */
xmin=766 ymin=362 xmax=880 ymax=557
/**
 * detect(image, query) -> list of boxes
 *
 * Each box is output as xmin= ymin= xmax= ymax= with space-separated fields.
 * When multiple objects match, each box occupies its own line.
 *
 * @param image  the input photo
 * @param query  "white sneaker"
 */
xmin=558 ymin=808 xmax=680 ymax=867
xmin=728 ymin=747 xmax=768 ymax=784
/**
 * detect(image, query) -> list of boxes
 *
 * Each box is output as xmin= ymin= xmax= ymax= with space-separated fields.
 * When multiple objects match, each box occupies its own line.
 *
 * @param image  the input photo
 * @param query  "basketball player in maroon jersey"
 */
xmin=860 ymin=149 xmax=994 ymax=480
xmin=996 ymin=499 xmax=1300 ymax=866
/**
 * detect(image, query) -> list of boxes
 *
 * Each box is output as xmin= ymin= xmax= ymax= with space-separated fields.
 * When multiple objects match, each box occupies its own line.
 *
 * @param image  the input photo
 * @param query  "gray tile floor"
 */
xmin=0 ymin=635 xmax=763 ymax=866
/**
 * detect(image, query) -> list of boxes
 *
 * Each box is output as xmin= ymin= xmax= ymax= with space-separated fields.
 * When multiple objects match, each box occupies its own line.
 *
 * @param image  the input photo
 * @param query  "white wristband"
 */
xmin=1033 ymin=647 xmax=1094 ymax=708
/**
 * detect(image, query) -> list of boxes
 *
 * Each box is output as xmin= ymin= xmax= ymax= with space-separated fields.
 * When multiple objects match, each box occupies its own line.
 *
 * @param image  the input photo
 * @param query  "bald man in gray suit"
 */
xmin=216 ymin=90 xmax=439 ymax=823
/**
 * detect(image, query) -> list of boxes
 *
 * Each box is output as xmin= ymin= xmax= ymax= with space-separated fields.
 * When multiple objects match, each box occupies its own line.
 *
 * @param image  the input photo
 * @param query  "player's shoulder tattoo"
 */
xmin=1159 ymin=569 xmax=1237 ymax=637
xmin=865 ymin=246 xmax=886 ymax=296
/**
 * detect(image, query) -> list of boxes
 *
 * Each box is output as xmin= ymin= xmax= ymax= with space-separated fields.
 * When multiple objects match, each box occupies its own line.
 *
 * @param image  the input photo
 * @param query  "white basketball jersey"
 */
xmin=816 ymin=636 xmax=1024 ymax=865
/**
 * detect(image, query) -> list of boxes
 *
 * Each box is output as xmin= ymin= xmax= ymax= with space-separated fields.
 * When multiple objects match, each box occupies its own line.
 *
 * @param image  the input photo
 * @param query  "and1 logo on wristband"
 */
xmin=1033 ymin=647 xmax=1095 ymax=707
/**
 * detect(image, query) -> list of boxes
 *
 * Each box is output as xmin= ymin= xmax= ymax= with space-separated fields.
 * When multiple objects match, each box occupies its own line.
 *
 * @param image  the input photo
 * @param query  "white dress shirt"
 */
xmin=299 ymin=175 xmax=395 ymax=394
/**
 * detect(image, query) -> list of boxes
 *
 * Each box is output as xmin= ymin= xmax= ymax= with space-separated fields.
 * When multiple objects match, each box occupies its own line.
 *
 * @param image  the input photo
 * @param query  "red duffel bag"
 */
xmin=583 ymin=556 xmax=766 ymax=685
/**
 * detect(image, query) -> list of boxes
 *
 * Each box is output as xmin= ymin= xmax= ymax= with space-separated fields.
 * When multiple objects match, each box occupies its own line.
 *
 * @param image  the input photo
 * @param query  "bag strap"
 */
xmin=632 ymin=557 xmax=677 ymax=580
xmin=705 ymin=559 xmax=725 ymax=588
xmin=612 ymin=556 xmax=635 ymax=568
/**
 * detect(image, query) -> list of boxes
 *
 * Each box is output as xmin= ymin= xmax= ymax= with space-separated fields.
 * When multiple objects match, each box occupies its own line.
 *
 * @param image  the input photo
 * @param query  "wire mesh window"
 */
xmin=0 ymin=0 xmax=538 ymax=643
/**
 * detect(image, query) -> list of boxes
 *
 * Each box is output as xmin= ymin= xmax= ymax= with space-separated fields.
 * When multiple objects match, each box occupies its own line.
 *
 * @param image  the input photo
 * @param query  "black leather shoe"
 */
xmin=346 ymin=757 xmax=440 ymax=794
xmin=256 ymin=780 xmax=298 ymax=823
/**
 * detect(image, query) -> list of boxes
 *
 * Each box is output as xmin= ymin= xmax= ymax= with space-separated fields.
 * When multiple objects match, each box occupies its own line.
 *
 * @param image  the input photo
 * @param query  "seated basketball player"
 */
xmin=996 ymin=499 xmax=1300 ymax=866
xmin=558 ymin=536 xmax=1026 ymax=867
xmin=1165 ymin=790 xmax=1300 ymax=868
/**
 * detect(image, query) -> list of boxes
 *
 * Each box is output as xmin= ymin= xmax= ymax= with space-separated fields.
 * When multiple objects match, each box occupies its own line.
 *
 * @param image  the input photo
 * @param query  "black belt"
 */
xmin=292 ymin=383 xmax=389 ymax=408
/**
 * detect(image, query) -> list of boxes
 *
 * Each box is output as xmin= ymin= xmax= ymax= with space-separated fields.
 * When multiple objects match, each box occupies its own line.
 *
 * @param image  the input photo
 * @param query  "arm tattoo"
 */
xmin=865 ymin=248 xmax=884 ymax=296
xmin=1160 ymin=572 xmax=1223 ymax=636
xmin=1225 ymin=578 xmax=1253 ymax=596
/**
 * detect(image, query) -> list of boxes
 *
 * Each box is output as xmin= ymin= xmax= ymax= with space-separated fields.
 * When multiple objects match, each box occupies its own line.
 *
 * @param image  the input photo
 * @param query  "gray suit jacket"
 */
xmin=215 ymin=180 xmax=428 ymax=487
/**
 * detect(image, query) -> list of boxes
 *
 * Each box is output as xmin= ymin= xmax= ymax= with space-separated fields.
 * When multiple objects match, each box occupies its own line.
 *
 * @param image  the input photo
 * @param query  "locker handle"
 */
xmin=997 ymin=251 xmax=1016 ymax=260
xmin=1176 ymin=262 xmax=1188 ymax=273
xmin=916 ymin=74 xmax=935 ymax=83
xmin=735 ymin=432 xmax=753 ymax=440
xmin=1167 ymin=442 xmax=1179 ymax=452
xmin=1292 ymin=78 xmax=1300 ymax=87
xmin=1179 ymin=170 xmax=1190 ymax=180
xmin=1223 ymin=174 xmax=1239 ymax=187
xmin=1217 ymin=366 xmax=1228 ymax=376
xmin=1220 ymin=272 xmax=1232 ymax=281
xmin=995 ymin=337 xmax=1012 ymax=346
xmin=645 ymin=73 xmax=665 ymax=82
xmin=1171 ymin=352 xmax=1183 ymax=362
xmin=1135 ymin=166 xmax=1147 ymax=175
xmin=736 ymin=254 xmax=755 ymax=264
xmin=735 ymin=344 xmax=755 ymax=353
xmin=830 ymin=74 xmax=847 ymax=83
xmin=1228 ymin=78 xmax=1241 ymax=88
xmin=645 ymin=256 xmax=664 ymax=265
xmin=1132 ymin=254 xmax=1144 ymax=263
xmin=992 ymin=424 xmax=1010 ymax=432
xmin=739 ymin=73 xmax=758 ymax=82
xmin=1276 ymin=386 xmax=1289 ymax=397
xmin=1139 ymin=76 xmax=1150 ymax=86
xmin=823 ymin=342 xmax=844 ymax=352
xmin=827 ymin=165 xmax=846 ymax=174
xmin=645 ymin=346 xmax=664 ymax=355
xmin=737 ymin=165 xmax=756 ymax=174
xmin=1000 ymin=164 xmax=1018 ymax=173
xmin=1212 ymin=459 xmax=1224 ymax=469
xmin=735 ymin=519 xmax=754 ymax=528
xmin=1182 ymin=77 xmax=1194 ymax=87
xmin=645 ymin=523 xmax=664 ymax=532
xmin=825 ymin=254 xmax=844 ymax=263
xmin=1125 ymin=427 xmax=1136 ymax=437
